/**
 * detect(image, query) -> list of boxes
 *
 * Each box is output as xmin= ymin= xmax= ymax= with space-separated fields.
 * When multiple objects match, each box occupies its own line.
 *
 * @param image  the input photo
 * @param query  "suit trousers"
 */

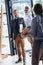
xmin=15 ymin=35 xmax=26 ymax=59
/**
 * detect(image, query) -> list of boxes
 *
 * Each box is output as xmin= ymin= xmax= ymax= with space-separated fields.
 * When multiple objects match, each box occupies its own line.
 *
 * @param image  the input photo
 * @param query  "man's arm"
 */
xmin=21 ymin=18 xmax=29 ymax=35
xmin=10 ymin=21 xmax=13 ymax=41
xmin=22 ymin=18 xmax=26 ymax=29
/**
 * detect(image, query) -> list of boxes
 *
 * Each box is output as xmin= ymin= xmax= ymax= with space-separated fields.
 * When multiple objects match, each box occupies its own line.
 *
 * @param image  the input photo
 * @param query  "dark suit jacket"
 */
xmin=10 ymin=17 xmax=26 ymax=39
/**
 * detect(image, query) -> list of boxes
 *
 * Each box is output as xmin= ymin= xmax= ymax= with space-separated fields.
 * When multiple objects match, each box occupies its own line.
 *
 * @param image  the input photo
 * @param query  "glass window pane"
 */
xmin=0 ymin=0 xmax=10 ymax=54
xmin=33 ymin=0 xmax=43 ymax=5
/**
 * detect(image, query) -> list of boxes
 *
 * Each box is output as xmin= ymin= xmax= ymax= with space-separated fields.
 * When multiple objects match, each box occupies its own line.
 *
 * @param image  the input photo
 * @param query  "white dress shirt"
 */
xmin=24 ymin=13 xmax=32 ymax=27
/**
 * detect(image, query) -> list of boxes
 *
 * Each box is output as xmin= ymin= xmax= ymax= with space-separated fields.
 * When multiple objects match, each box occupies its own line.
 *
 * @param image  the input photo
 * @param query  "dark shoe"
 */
xmin=15 ymin=58 xmax=22 ymax=63
xmin=23 ymin=59 xmax=26 ymax=65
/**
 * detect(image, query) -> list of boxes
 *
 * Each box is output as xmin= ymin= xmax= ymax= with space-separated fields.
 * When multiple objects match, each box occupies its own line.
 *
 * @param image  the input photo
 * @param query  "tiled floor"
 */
xmin=0 ymin=53 xmax=42 ymax=65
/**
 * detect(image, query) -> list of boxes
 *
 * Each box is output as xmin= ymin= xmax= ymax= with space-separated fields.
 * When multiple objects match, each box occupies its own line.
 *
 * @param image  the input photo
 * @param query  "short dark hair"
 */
xmin=13 ymin=9 xmax=18 ymax=13
xmin=33 ymin=3 xmax=42 ymax=15
xmin=25 ymin=6 xmax=29 ymax=10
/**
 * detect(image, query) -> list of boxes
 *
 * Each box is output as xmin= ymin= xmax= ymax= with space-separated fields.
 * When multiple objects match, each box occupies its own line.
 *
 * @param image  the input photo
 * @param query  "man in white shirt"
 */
xmin=24 ymin=6 xmax=32 ymax=28
xmin=22 ymin=6 xmax=33 ymax=45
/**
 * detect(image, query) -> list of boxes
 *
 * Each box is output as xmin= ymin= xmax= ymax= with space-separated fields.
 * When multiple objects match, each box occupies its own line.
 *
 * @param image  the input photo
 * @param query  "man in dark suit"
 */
xmin=10 ymin=9 xmax=26 ymax=64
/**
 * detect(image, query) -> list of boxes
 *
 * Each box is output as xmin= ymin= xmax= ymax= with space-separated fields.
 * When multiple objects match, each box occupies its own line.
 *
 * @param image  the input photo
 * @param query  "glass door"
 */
xmin=0 ymin=0 xmax=10 ymax=54
xmin=11 ymin=0 xmax=32 ymax=52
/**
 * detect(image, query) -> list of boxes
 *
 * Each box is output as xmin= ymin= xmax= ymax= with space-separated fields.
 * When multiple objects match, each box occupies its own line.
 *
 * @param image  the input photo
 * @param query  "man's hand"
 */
xmin=10 ymin=38 xmax=12 ymax=42
xmin=22 ymin=28 xmax=29 ymax=35
xmin=20 ymin=34 xmax=25 ymax=39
